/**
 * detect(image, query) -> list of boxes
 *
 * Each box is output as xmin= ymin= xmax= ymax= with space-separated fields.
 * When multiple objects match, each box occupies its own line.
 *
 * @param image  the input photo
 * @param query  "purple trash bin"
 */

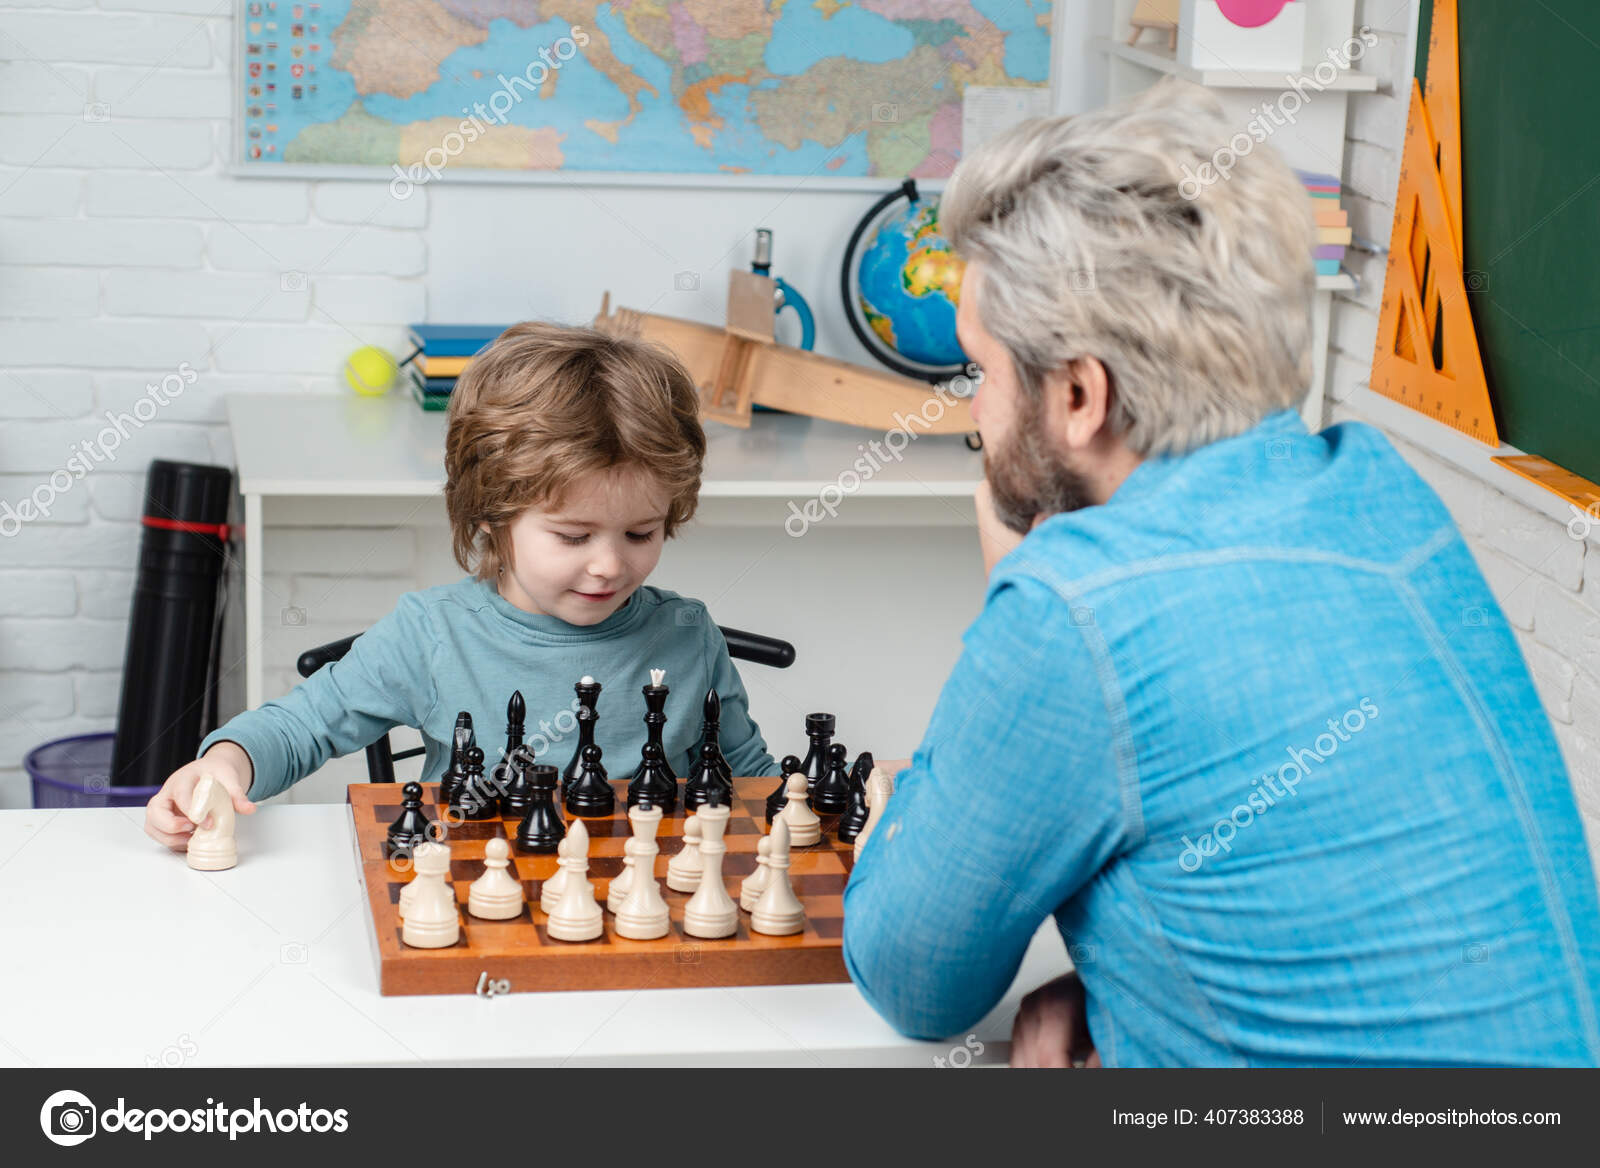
xmin=26 ymin=732 xmax=161 ymax=809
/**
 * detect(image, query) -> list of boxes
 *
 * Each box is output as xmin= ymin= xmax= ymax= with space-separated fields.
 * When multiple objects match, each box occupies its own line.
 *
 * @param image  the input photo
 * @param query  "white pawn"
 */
xmin=778 ymin=772 xmax=821 ymax=847
xmin=854 ymin=767 xmax=895 ymax=858
xmin=682 ymin=803 xmax=738 ymax=938
xmin=540 ymin=833 xmax=572 ymax=914
xmin=401 ymin=842 xmax=460 ymax=949
xmin=546 ymin=818 xmax=603 ymax=942
xmin=468 ymin=837 xmax=523 ymax=920
xmin=740 ymin=836 xmax=772 ymax=912
xmin=185 ymin=773 xmax=237 ymax=871
xmin=751 ymin=818 xmax=806 ymax=936
xmin=614 ymin=804 xmax=669 ymax=940
xmin=607 ymin=800 xmax=658 ymax=913
xmin=666 ymin=813 xmax=703 ymax=893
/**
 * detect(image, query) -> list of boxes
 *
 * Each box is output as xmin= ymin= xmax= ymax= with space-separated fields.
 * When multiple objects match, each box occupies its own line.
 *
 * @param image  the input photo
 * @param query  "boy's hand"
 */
xmin=144 ymin=742 xmax=257 ymax=851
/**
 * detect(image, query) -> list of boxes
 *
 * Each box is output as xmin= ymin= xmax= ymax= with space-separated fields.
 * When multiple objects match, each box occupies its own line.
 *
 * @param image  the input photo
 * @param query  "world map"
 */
xmin=240 ymin=0 xmax=1053 ymax=179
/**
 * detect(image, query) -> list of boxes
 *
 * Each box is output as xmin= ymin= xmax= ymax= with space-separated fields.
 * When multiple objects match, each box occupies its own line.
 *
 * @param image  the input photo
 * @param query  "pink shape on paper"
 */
xmin=1215 ymin=0 xmax=1292 ymax=28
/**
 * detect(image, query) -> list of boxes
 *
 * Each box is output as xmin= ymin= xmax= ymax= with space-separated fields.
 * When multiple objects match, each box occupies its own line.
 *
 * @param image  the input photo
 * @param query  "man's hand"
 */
xmin=1010 ymin=972 xmax=1101 ymax=1068
xmin=144 ymin=741 xmax=256 ymax=851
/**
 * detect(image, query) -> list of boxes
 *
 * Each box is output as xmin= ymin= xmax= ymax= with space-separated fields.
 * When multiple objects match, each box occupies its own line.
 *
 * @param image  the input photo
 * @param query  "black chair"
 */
xmin=296 ymin=625 xmax=796 ymax=782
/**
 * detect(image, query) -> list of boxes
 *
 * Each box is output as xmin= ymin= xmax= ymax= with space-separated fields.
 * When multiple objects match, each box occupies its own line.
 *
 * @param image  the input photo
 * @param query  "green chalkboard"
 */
xmin=1413 ymin=1 xmax=1600 ymax=482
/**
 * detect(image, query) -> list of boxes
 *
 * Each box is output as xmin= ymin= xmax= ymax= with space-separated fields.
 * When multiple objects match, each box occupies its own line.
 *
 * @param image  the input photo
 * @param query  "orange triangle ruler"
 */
xmin=1369 ymin=0 xmax=1498 ymax=445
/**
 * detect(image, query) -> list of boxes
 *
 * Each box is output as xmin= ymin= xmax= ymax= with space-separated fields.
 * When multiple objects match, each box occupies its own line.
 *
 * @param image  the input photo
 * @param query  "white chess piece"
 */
xmin=614 ymin=804 xmax=670 ymax=940
xmin=401 ymin=842 xmax=460 ymax=948
xmin=751 ymin=818 xmax=806 ymax=936
xmin=777 ymin=772 xmax=821 ymax=847
xmin=185 ymin=773 xmax=237 ymax=871
xmin=682 ymin=803 xmax=738 ymax=938
xmin=540 ymin=833 xmax=572 ymax=914
xmin=468 ymin=837 xmax=524 ymax=920
xmin=740 ymin=836 xmax=772 ymax=913
xmin=546 ymin=819 xmax=603 ymax=942
xmin=853 ymin=767 xmax=895 ymax=858
xmin=666 ymin=813 xmax=703 ymax=893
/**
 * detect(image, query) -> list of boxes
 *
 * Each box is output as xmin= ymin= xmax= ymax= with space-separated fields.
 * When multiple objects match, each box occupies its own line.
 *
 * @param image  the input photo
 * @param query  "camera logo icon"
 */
xmin=675 ymin=943 xmax=701 ymax=964
xmin=1462 ymin=942 xmax=1490 ymax=963
xmin=281 ymin=605 xmax=306 ymax=626
xmin=280 ymin=941 xmax=308 ymax=964
xmin=40 ymin=1089 xmax=97 ymax=1146
xmin=1265 ymin=438 xmax=1293 ymax=460
xmin=1069 ymin=606 xmax=1095 ymax=627
xmin=1464 ymin=271 xmax=1489 ymax=292
xmin=82 ymin=102 xmax=111 ymax=123
xmin=1462 ymin=606 xmax=1486 ymax=627
xmin=1069 ymin=268 xmax=1095 ymax=292
xmin=674 ymin=607 xmax=701 ymax=625
xmin=673 ymin=270 xmax=699 ymax=292
xmin=280 ymin=270 xmax=308 ymax=292
xmin=872 ymin=102 xmax=898 ymax=123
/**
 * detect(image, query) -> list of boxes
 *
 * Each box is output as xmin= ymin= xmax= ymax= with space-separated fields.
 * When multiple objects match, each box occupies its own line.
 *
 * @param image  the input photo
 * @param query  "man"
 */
xmin=841 ymin=78 xmax=1600 ymax=1066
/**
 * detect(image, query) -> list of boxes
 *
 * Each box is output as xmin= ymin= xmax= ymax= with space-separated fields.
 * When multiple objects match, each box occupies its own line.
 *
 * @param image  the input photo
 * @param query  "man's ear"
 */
xmin=1047 ymin=357 xmax=1111 ymax=452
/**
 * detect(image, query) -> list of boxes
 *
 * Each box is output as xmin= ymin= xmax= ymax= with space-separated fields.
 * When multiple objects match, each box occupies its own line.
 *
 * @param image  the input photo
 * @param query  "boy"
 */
xmin=145 ymin=322 xmax=779 ymax=850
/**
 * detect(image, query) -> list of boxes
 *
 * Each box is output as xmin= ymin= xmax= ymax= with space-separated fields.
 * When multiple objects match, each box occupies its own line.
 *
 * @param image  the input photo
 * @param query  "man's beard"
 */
xmin=983 ymin=396 xmax=1096 ymax=535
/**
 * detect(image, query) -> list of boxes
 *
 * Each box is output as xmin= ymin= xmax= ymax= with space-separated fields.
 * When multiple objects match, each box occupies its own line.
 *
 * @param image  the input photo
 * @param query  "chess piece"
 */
xmin=491 ymin=690 xmax=526 ymax=799
xmin=502 ymin=745 xmax=536 ymax=819
xmin=765 ymin=753 xmax=804 ymax=822
xmin=854 ymin=767 xmax=895 ymax=857
xmin=682 ymin=796 xmax=738 ymax=938
xmin=837 ymin=751 xmax=874 ymax=843
xmin=628 ymin=740 xmax=677 ymax=811
xmin=468 ymin=837 xmax=524 ymax=920
xmin=539 ymin=832 xmax=572 ymax=913
xmin=607 ymin=792 xmax=645 ymax=912
xmin=185 ymin=773 xmax=237 ymax=871
xmin=401 ymin=842 xmax=460 ymax=948
xmin=565 ymin=742 xmax=615 ymax=817
xmin=666 ymin=813 xmax=703 ymax=893
xmin=684 ymin=689 xmax=733 ymax=811
xmin=545 ymin=819 xmax=604 ymax=942
xmin=613 ymin=802 xmax=670 ymax=940
xmin=450 ymin=746 xmax=500 ymax=820
xmin=777 ymin=771 xmax=821 ymax=847
xmin=386 ymin=780 xmax=432 ymax=859
xmin=812 ymin=742 xmax=852 ymax=815
xmin=740 ymin=835 xmax=772 ymax=912
xmin=628 ymin=670 xmax=677 ymax=786
xmin=438 ymin=711 xmax=475 ymax=806
xmin=516 ymin=763 xmax=565 ymax=853
xmin=799 ymin=712 xmax=836 ymax=795
xmin=562 ymin=677 xmax=605 ymax=788
xmin=751 ymin=818 xmax=805 ymax=936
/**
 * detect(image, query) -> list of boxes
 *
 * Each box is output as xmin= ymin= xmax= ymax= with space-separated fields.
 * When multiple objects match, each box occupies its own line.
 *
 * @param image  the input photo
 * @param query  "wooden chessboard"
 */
xmin=347 ymin=779 xmax=855 ymax=996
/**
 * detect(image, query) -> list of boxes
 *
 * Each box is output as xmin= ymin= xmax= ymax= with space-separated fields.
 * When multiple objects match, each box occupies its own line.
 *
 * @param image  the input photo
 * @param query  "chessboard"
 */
xmin=348 ymin=779 xmax=855 ymax=997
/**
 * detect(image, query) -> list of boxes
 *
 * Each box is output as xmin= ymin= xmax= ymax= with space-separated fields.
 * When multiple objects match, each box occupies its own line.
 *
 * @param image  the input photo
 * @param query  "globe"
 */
xmin=841 ymin=180 xmax=970 ymax=381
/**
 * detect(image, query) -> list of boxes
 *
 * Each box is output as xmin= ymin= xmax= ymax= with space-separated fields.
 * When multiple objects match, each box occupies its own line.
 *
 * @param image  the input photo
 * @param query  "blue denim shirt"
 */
xmin=843 ymin=409 xmax=1600 ymax=1065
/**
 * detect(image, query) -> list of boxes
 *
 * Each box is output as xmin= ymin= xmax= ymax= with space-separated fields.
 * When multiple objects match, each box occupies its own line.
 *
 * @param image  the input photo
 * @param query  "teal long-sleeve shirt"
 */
xmin=201 ymin=577 xmax=780 ymax=800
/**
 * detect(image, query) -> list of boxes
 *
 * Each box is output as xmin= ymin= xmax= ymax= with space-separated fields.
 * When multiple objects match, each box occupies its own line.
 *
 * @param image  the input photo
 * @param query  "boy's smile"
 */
xmin=496 ymin=465 xmax=671 ymax=626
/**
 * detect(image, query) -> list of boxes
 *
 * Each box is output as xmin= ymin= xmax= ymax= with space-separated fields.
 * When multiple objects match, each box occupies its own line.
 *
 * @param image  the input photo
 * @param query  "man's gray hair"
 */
xmin=941 ymin=77 xmax=1317 ymax=456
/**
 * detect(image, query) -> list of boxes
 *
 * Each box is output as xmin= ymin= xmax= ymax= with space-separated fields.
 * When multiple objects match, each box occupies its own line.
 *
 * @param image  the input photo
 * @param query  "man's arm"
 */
xmin=842 ymin=575 xmax=1130 ymax=1040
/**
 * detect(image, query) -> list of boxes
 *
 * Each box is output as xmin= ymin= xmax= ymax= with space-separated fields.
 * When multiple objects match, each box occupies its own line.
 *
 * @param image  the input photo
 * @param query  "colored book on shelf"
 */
xmin=405 ymin=324 xmax=510 ymax=358
xmin=409 ymin=378 xmax=452 ymax=411
xmin=1314 ymin=258 xmax=1342 ymax=276
xmin=1313 ymin=244 xmax=1346 ymax=260
xmin=406 ymin=366 xmax=456 ymax=395
xmin=1314 ymin=207 xmax=1348 ymax=227
xmin=1295 ymin=169 xmax=1340 ymax=192
xmin=1317 ymin=226 xmax=1353 ymax=245
xmin=417 ymin=354 xmax=473 ymax=377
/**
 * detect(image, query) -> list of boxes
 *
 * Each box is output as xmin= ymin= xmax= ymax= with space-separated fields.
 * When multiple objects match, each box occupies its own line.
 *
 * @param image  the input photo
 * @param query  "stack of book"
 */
xmin=404 ymin=324 xmax=510 ymax=411
xmin=1296 ymin=170 xmax=1350 ymax=278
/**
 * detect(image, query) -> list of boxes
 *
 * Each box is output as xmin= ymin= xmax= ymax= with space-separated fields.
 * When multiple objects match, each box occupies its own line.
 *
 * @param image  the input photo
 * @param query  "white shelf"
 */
xmin=1317 ymin=272 xmax=1357 ymax=292
xmin=1096 ymin=37 xmax=1379 ymax=91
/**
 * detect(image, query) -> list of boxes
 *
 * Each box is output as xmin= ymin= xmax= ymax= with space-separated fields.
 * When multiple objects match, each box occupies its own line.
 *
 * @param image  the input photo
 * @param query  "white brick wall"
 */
xmin=1329 ymin=1 xmax=1600 ymax=869
xmin=0 ymin=1 xmax=427 ymax=807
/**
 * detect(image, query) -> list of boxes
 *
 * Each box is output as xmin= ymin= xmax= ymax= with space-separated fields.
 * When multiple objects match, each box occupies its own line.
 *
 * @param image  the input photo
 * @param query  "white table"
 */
xmin=0 ymin=804 xmax=1068 ymax=1067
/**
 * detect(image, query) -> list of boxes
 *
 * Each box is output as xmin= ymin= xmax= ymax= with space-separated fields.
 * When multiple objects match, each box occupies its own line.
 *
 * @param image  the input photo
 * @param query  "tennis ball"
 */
xmin=344 ymin=345 xmax=397 ymax=396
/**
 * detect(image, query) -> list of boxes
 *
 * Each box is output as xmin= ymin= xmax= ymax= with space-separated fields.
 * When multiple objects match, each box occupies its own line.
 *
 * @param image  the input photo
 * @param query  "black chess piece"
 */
xmin=799 ymin=712 xmax=835 ymax=795
xmin=565 ymin=742 xmax=615 ymax=817
xmin=450 ymin=746 xmax=501 ymax=820
xmin=628 ymin=740 xmax=677 ymax=811
xmin=562 ymin=678 xmax=605 ymax=787
xmin=502 ymin=744 xmax=536 ymax=818
xmin=813 ymin=742 xmax=852 ymax=815
xmin=491 ymin=690 xmax=526 ymax=797
xmin=765 ymin=753 xmax=804 ymax=823
xmin=837 ymin=751 xmax=874 ymax=843
xmin=438 ymin=711 xmax=475 ymax=806
xmin=629 ymin=678 xmax=677 ymax=786
xmin=684 ymin=739 xmax=734 ymax=812
xmin=385 ymin=781 xmax=432 ymax=859
xmin=516 ymin=764 xmax=566 ymax=853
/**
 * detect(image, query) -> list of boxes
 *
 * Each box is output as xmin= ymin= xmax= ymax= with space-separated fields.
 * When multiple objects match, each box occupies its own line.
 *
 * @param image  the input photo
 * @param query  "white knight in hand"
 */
xmin=185 ymin=773 xmax=238 ymax=871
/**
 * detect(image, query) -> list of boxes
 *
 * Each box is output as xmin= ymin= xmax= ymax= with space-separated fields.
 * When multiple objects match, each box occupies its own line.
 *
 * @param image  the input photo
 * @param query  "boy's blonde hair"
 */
xmin=444 ymin=321 xmax=706 ymax=580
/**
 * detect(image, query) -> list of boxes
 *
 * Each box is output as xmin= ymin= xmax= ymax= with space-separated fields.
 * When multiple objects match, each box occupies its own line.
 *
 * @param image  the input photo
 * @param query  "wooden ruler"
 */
xmin=1369 ymin=0 xmax=1499 ymax=446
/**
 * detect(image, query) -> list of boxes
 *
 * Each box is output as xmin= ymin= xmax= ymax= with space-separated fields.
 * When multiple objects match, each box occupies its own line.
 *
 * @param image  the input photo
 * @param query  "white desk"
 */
xmin=0 ymin=804 xmax=1067 ymax=1067
xmin=225 ymin=393 xmax=987 ymax=795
